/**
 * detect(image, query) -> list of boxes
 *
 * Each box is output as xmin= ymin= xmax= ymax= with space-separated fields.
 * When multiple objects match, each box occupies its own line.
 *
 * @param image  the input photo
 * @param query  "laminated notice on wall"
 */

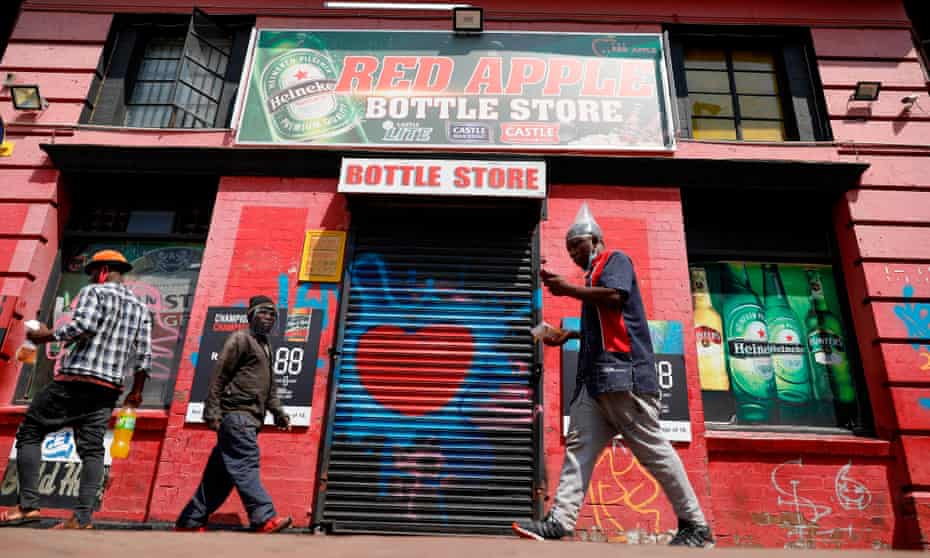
xmin=299 ymin=230 xmax=347 ymax=283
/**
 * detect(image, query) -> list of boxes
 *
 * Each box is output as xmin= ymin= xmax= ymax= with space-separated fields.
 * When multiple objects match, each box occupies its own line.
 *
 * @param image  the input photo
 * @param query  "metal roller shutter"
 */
xmin=318 ymin=205 xmax=539 ymax=535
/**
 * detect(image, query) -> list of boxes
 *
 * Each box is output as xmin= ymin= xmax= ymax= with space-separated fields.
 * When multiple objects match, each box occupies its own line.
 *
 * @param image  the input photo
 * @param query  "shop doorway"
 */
xmin=316 ymin=199 xmax=542 ymax=535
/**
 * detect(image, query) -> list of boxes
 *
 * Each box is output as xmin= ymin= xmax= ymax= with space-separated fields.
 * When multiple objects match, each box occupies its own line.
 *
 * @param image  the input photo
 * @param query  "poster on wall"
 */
xmin=561 ymin=318 xmax=692 ymax=442
xmin=236 ymin=30 xmax=675 ymax=151
xmin=689 ymin=262 xmax=858 ymax=428
xmin=0 ymin=428 xmax=113 ymax=509
xmin=185 ymin=306 xmax=323 ymax=427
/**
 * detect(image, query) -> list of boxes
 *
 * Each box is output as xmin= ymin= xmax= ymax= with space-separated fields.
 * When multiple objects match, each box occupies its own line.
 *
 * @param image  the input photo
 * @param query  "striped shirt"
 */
xmin=54 ymin=282 xmax=152 ymax=387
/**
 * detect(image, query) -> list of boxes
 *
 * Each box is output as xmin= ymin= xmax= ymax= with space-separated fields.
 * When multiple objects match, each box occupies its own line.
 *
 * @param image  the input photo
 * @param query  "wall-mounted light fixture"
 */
xmin=453 ymin=6 xmax=483 ymax=34
xmin=850 ymin=81 xmax=882 ymax=102
xmin=10 ymin=84 xmax=48 ymax=111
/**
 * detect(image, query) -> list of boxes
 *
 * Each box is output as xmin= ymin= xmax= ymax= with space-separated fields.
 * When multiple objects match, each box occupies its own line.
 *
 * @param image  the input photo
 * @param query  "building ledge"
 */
xmin=705 ymin=429 xmax=893 ymax=457
xmin=40 ymin=143 xmax=868 ymax=192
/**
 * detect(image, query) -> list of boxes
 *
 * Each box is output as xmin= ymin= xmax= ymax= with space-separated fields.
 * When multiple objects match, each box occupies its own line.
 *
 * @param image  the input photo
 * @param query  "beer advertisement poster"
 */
xmin=561 ymin=318 xmax=692 ymax=442
xmin=689 ymin=262 xmax=858 ymax=428
xmin=185 ymin=306 xmax=324 ymax=427
xmin=235 ymin=30 xmax=675 ymax=151
xmin=0 ymin=428 xmax=113 ymax=510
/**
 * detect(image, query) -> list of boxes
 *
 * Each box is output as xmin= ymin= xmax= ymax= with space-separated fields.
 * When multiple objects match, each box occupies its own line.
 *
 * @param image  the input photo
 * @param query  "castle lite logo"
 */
xmin=259 ymin=49 xmax=358 ymax=142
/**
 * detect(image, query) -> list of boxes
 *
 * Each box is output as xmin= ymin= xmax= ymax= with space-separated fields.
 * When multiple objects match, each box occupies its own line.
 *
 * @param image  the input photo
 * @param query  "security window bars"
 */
xmin=82 ymin=10 xmax=252 ymax=129
xmin=125 ymin=11 xmax=232 ymax=128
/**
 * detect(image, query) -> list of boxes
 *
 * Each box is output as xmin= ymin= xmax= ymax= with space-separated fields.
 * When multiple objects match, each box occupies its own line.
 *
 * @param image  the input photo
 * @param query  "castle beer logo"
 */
xmin=260 ymin=49 xmax=358 ymax=141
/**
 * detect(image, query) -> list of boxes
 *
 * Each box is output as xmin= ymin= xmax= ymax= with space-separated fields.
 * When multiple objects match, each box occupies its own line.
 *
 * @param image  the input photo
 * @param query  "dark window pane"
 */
xmin=734 ymin=71 xmax=779 ymax=95
xmin=684 ymin=47 xmax=727 ymax=70
xmin=686 ymin=69 xmax=731 ymax=93
xmin=732 ymin=49 xmax=777 ymax=71
xmin=738 ymin=95 xmax=783 ymax=119
xmin=690 ymin=94 xmax=734 ymax=117
xmin=126 ymin=211 xmax=176 ymax=234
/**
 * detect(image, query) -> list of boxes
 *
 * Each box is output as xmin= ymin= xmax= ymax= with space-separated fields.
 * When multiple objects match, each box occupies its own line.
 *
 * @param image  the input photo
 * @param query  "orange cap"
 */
xmin=84 ymin=249 xmax=132 ymax=275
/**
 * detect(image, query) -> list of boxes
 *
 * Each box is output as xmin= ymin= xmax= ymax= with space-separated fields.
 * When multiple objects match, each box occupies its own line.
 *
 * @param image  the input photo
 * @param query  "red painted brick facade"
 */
xmin=0 ymin=0 xmax=927 ymax=549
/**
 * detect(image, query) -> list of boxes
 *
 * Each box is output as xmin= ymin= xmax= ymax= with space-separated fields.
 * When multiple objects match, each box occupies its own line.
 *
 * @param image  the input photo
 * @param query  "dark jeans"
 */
xmin=16 ymin=380 xmax=119 ymax=526
xmin=176 ymin=413 xmax=276 ymax=528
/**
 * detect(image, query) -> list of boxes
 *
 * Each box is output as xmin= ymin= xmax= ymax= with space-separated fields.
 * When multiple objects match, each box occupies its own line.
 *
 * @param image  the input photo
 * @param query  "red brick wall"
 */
xmin=147 ymin=176 xmax=348 ymax=527
xmin=708 ymin=453 xmax=894 ymax=549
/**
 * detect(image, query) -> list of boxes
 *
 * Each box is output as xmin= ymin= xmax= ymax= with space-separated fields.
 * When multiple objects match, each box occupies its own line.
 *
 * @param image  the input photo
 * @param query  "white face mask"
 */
xmin=587 ymin=246 xmax=600 ymax=270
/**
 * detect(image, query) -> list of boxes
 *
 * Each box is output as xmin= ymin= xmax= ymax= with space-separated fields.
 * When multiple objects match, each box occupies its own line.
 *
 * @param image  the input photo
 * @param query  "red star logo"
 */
xmin=786 ymin=335 xmax=793 ymax=341
xmin=757 ymin=329 xmax=765 ymax=338
xmin=295 ymin=70 xmax=309 ymax=81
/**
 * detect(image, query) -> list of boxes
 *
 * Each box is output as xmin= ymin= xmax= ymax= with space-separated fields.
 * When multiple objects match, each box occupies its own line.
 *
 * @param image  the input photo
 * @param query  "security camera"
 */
xmin=902 ymin=94 xmax=920 ymax=105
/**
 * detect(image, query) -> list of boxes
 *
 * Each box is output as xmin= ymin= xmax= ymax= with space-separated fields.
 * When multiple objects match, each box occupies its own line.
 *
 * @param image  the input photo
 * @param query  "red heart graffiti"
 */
xmin=356 ymin=325 xmax=473 ymax=416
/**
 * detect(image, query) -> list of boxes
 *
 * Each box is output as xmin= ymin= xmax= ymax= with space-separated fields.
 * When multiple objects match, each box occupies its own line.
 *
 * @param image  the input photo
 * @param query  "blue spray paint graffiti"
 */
xmin=326 ymin=249 xmax=535 ymax=526
xmin=893 ymin=285 xmax=930 ymax=411
xmin=190 ymin=273 xmax=339 ymax=369
xmin=893 ymin=285 xmax=930 ymax=352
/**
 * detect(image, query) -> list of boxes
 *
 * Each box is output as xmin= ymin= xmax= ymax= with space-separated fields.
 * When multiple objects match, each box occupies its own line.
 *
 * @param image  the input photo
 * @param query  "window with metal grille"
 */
xmin=668 ymin=27 xmax=832 ymax=142
xmin=83 ymin=10 xmax=251 ymax=129
xmin=12 ymin=174 xmax=217 ymax=409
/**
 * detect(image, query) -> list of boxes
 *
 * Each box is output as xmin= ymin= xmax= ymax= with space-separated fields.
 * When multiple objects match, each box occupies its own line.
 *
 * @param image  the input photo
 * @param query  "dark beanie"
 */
xmin=248 ymin=295 xmax=275 ymax=315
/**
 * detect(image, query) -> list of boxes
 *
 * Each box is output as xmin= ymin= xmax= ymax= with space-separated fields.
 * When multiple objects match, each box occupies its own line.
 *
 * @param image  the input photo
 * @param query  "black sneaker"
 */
xmin=512 ymin=515 xmax=567 ymax=541
xmin=669 ymin=519 xmax=715 ymax=548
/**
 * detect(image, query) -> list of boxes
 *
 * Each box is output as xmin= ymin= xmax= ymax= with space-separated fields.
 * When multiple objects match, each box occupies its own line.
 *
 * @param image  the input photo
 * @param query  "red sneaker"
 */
xmin=256 ymin=516 xmax=292 ymax=534
xmin=174 ymin=525 xmax=208 ymax=533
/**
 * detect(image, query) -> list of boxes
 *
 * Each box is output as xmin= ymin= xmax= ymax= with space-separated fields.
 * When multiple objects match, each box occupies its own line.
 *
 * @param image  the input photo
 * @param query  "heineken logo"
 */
xmin=769 ymin=342 xmax=806 ymax=355
xmin=728 ymin=339 xmax=771 ymax=358
xmin=809 ymin=331 xmax=845 ymax=353
xmin=266 ymin=79 xmax=337 ymax=114
xmin=260 ymin=49 xmax=358 ymax=141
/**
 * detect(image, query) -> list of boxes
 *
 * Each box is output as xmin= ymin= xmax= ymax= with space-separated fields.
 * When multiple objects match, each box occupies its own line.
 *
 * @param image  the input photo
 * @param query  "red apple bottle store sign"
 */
xmin=234 ymin=30 xmax=675 ymax=152
xmin=338 ymin=158 xmax=547 ymax=199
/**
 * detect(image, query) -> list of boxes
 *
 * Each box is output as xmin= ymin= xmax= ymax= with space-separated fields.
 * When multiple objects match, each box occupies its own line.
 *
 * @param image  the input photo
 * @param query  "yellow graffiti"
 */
xmin=586 ymin=443 xmax=662 ymax=540
xmin=920 ymin=349 xmax=930 ymax=371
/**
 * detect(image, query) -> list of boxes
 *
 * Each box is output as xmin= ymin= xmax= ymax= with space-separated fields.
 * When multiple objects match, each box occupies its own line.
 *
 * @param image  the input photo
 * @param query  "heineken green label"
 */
xmin=809 ymin=329 xmax=846 ymax=365
xmin=768 ymin=317 xmax=811 ymax=405
xmin=726 ymin=305 xmax=773 ymax=374
xmin=725 ymin=302 xmax=775 ymax=409
xmin=260 ymin=49 xmax=359 ymax=142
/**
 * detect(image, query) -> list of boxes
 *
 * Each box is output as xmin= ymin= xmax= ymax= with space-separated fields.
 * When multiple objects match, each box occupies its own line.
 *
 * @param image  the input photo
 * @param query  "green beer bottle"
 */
xmin=721 ymin=263 xmax=776 ymax=423
xmin=250 ymin=30 xmax=367 ymax=145
xmin=805 ymin=269 xmax=856 ymax=426
xmin=762 ymin=264 xmax=812 ymax=423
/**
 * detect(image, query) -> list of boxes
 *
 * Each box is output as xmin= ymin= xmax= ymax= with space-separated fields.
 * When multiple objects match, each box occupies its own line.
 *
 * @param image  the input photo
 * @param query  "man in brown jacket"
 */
xmin=175 ymin=295 xmax=292 ymax=533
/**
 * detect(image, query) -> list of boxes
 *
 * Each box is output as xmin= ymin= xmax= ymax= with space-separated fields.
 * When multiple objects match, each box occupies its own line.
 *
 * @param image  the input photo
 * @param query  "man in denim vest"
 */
xmin=512 ymin=203 xmax=713 ymax=547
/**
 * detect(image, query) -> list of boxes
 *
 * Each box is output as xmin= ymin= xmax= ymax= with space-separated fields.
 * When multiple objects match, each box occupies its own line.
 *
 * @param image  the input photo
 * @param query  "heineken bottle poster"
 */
xmin=689 ymin=262 xmax=858 ymax=428
xmin=235 ymin=30 xmax=675 ymax=151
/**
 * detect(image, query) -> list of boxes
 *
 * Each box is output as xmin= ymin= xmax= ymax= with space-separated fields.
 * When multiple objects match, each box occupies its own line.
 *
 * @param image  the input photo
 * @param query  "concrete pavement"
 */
xmin=3 ymin=530 xmax=924 ymax=558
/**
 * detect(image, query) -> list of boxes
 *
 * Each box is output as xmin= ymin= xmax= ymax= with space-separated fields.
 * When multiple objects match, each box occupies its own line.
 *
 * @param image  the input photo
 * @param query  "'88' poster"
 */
xmin=185 ymin=306 xmax=323 ymax=426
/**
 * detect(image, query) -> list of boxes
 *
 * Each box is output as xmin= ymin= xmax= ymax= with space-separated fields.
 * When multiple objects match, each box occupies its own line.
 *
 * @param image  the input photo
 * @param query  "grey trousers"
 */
xmin=550 ymin=389 xmax=705 ymax=530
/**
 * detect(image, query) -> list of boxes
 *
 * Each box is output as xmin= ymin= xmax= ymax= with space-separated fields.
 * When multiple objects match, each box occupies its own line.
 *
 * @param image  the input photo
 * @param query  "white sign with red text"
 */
xmin=338 ymin=158 xmax=546 ymax=199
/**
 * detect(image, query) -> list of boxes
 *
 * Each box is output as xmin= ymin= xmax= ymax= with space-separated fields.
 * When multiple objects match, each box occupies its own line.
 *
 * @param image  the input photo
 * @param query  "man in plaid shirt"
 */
xmin=0 ymin=250 xmax=152 ymax=529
